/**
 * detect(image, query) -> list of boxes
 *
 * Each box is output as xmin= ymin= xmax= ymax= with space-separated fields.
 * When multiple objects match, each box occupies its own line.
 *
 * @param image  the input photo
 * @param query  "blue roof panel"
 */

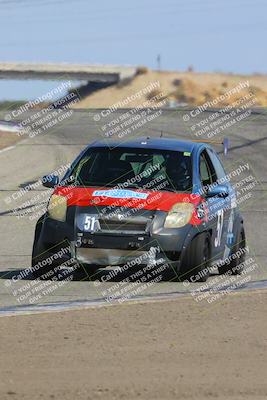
xmin=90 ymin=137 xmax=205 ymax=152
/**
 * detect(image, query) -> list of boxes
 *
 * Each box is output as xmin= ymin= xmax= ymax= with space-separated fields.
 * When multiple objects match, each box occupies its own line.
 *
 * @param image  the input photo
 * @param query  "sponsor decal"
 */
xmin=92 ymin=189 xmax=148 ymax=200
xmin=54 ymin=187 xmax=206 ymax=225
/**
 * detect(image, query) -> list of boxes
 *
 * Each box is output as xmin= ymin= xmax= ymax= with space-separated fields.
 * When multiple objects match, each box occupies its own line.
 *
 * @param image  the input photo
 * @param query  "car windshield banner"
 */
xmin=92 ymin=189 xmax=149 ymax=200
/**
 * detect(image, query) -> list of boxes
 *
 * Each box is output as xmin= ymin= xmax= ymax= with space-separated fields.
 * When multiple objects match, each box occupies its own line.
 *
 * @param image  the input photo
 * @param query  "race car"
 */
xmin=31 ymin=137 xmax=246 ymax=282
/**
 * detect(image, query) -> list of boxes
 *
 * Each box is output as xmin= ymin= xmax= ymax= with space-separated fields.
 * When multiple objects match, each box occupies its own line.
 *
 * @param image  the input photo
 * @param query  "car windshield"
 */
xmin=67 ymin=147 xmax=192 ymax=192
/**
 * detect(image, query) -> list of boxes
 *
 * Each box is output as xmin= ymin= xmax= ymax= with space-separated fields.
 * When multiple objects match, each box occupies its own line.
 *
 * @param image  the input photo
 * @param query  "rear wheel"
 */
xmin=179 ymin=232 xmax=210 ymax=283
xmin=218 ymin=226 xmax=246 ymax=275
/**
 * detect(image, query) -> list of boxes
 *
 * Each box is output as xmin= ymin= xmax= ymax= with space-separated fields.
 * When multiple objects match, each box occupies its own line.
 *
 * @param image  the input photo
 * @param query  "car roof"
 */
xmin=90 ymin=137 xmax=207 ymax=153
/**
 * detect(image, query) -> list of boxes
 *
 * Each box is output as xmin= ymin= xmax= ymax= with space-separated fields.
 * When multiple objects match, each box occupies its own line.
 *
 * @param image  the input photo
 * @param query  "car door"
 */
xmin=199 ymin=149 xmax=231 ymax=260
xmin=206 ymin=148 xmax=236 ymax=260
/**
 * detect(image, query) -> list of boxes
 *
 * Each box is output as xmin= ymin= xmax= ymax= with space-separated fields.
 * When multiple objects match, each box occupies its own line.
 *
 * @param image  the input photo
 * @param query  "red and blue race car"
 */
xmin=32 ymin=137 xmax=246 ymax=282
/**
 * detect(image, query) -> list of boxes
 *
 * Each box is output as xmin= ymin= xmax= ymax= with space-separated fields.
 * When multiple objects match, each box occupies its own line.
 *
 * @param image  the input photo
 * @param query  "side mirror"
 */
xmin=42 ymin=174 xmax=59 ymax=188
xmin=206 ymin=185 xmax=229 ymax=198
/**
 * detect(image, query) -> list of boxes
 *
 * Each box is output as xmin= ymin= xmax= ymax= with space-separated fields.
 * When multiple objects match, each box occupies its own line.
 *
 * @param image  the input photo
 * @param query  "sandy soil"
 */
xmin=74 ymin=70 xmax=267 ymax=108
xmin=0 ymin=290 xmax=267 ymax=400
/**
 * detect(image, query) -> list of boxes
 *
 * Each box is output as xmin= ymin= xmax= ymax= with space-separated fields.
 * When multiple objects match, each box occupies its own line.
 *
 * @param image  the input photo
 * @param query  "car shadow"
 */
xmin=0 ymin=263 xmax=181 ymax=283
xmin=0 ymin=264 xmax=218 ymax=284
xmin=78 ymin=263 xmax=179 ymax=283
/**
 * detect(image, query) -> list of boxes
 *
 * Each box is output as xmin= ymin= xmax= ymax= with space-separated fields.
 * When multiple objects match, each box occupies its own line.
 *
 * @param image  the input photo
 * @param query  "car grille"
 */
xmin=98 ymin=218 xmax=148 ymax=234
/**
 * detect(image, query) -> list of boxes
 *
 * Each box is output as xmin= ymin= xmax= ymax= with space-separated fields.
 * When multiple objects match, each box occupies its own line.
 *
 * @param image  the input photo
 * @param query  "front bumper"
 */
xmin=76 ymin=247 xmax=156 ymax=266
xmin=37 ymin=207 xmax=202 ymax=267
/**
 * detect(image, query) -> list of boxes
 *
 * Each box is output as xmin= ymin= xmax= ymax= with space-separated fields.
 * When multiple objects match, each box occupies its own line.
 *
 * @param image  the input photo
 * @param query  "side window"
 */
xmin=199 ymin=150 xmax=217 ymax=188
xmin=206 ymin=148 xmax=226 ymax=182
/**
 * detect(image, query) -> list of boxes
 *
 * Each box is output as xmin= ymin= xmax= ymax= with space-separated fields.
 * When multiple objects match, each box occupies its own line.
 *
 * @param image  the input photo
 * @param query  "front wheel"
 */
xmin=179 ymin=232 xmax=211 ymax=283
xmin=80 ymin=264 xmax=99 ymax=277
xmin=31 ymin=255 xmax=57 ymax=279
xmin=31 ymin=241 xmax=71 ymax=280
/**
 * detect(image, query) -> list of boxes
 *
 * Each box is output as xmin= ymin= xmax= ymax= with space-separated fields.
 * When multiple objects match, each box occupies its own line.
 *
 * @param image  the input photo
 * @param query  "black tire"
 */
xmin=31 ymin=241 xmax=71 ymax=280
xmin=80 ymin=264 xmax=99 ymax=277
xmin=179 ymin=232 xmax=211 ymax=283
xmin=31 ymin=257 xmax=57 ymax=280
xmin=218 ymin=226 xmax=246 ymax=275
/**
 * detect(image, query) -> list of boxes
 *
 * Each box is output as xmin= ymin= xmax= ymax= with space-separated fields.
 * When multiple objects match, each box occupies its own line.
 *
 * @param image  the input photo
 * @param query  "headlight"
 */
xmin=48 ymin=194 xmax=67 ymax=222
xmin=164 ymin=202 xmax=194 ymax=228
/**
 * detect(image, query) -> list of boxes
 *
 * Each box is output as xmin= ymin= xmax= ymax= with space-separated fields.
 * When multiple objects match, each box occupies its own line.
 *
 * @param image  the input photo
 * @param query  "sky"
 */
xmin=0 ymin=0 xmax=267 ymax=100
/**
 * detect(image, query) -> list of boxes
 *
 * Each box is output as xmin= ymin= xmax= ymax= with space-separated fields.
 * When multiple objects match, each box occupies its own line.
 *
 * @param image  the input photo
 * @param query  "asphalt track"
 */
xmin=0 ymin=108 xmax=267 ymax=315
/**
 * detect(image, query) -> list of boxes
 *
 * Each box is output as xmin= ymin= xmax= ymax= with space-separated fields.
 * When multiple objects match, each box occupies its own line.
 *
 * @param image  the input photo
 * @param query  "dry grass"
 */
xmin=73 ymin=69 xmax=267 ymax=109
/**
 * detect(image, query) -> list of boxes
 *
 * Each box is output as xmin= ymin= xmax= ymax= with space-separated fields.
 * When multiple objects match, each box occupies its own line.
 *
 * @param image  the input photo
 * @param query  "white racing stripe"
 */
xmin=0 ymin=121 xmax=22 ymax=133
xmin=0 ymin=145 xmax=15 ymax=154
xmin=0 ymin=281 xmax=267 ymax=317
xmin=0 ymin=292 xmax=187 ymax=317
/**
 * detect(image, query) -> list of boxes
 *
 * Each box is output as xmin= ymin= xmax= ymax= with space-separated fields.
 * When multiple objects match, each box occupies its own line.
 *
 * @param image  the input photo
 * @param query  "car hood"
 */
xmin=54 ymin=186 xmax=203 ymax=213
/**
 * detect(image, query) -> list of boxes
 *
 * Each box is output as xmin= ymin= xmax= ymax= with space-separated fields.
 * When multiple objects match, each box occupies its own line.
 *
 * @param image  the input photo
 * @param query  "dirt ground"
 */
xmin=0 ymin=290 xmax=267 ymax=400
xmin=0 ymin=131 xmax=22 ymax=150
xmin=74 ymin=70 xmax=267 ymax=108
